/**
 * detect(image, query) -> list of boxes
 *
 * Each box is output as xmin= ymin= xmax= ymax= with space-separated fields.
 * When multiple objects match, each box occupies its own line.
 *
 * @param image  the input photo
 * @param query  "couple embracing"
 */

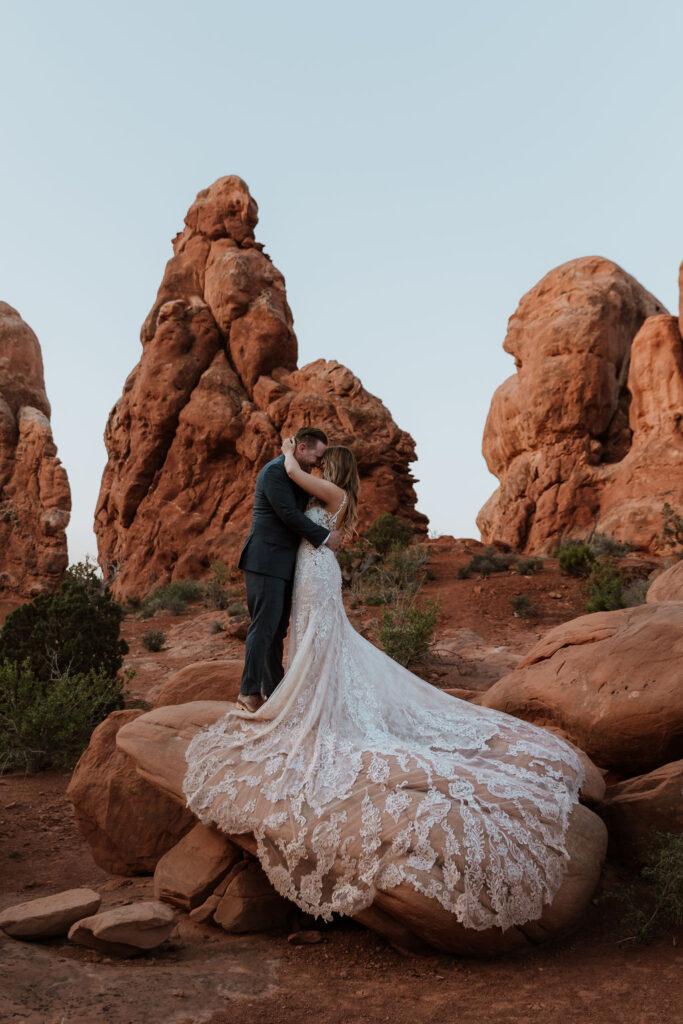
xmin=182 ymin=425 xmax=586 ymax=932
xmin=236 ymin=426 xmax=356 ymax=713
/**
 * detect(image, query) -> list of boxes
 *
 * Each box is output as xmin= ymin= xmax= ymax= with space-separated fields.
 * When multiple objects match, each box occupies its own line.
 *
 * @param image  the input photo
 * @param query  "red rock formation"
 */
xmin=477 ymin=256 xmax=682 ymax=553
xmin=0 ymin=303 xmax=71 ymax=606
xmin=95 ymin=176 xmax=426 ymax=598
xmin=481 ymin=602 xmax=683 ymax=775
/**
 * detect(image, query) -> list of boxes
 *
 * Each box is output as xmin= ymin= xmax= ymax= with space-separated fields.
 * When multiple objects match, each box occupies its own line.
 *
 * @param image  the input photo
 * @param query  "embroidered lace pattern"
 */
xmin=182 ymin=495 xmax=585 ymax=930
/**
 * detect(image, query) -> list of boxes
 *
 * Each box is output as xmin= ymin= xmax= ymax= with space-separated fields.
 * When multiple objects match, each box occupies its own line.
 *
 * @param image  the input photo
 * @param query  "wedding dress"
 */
xmin=182 ymin=495 xmax=585 ymax=932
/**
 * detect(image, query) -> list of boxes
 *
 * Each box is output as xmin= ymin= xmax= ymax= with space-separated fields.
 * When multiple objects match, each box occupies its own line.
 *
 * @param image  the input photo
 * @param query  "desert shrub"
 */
xmin=0 ymin=560 xmax=128 ymax=680
xmin=208 ymin=620 xmax=225 ymax=635
xmin=227 ymin=602 xmax=247 ymax=617
xmin=661 ymin=503 xmax=683 ymax=557
xmin=141 ymin=629 xmax=166 ymax=652
xmin=364 ymin=513 xmax=415 ymax=556
xmin=622 ymin=576 xmax=652 ymax=607
xmin=557 ymin=542 xmax=596 ymax=577
xmin=458 ymin=546 xmax=518 ymax=579
xmin=583 ymin=557 xmax=625 ymax=613
xmin=0 ymin=659 xmax=124 ymax=773
xmin=598 ymin=831 xmax=683 ymax=942
xmin=141 ymin=579 xmax=204 ymax=617
xmin=337 ymin=537 xmax=378 ymax=588
xmin=509 ymin=594 xmax=539 ymax=618
xmin=360 ymin=543 xmax=430 ymax=606
xmin=588 ymin=532 xmax=632 ymax=558
xmin=516 ymin=557 xmax=544 ymax=575
xmin=203 ymin=561 xmax=238 ymax=610
xmin=378 ymin=598 xmax=440 ymax=667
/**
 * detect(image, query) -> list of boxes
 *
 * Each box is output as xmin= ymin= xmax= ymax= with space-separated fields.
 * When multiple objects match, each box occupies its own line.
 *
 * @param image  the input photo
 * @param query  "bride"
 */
xmin=182 ymin=438 xmax=585 ymax=933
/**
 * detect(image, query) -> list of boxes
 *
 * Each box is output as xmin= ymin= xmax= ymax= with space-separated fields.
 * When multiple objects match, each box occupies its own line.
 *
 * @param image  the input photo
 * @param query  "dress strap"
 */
xmin=333 ymin=491 xmax=347 ymax=520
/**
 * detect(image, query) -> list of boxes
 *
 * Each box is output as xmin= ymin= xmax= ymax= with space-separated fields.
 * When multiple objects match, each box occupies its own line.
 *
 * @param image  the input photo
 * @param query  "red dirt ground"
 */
xmin=1 ymin=539 xmax=680 ymax=1024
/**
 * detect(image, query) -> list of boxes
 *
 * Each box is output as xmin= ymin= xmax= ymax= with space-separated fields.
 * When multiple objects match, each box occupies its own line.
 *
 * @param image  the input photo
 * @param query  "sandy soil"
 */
xmin=1 ymin=540 xmax=679 ymax=1024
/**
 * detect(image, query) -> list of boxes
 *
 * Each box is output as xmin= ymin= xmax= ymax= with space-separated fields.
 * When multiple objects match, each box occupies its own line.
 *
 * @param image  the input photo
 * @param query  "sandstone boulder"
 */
xmin=0 ymin=888 xmax=101 ymax=939
xmin=153 ymin=822 xmax=241 ymax=910
xmin=67 ymin=709 xmax=195 ymax=875
xmin=597 ymin=759 xmax=683 ymax=859
xmin=0 ymin=302 xmax=71 ymax=605
xmin=213 ymin=860 xmax=293 ymax=933
xmin=153 ymin=659 xmax=244 ymax=708
xmin=477 ymin=257 xmax=681 ymax=553
xmin=481 ymin=602 xmax=683 ymax=775
xmin=67 ymin=902 xmax=176 ymax=956
xmin=95 ymin=176 xmax=426 ymax=599
xmin=647 ymin=560 xmax=683 ymax=603
xmin=116 ymin=701 xmax=607 ymax=956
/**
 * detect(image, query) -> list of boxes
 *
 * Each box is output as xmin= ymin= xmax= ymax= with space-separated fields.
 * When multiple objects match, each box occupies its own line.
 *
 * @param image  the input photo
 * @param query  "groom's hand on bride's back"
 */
xmin=326 ymin=530 xmax=344 ymax=553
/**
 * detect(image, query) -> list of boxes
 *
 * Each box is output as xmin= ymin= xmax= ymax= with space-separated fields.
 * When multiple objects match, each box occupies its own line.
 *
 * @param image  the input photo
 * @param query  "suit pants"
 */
xmin=240 ymin=571 xmax=293 ymax=698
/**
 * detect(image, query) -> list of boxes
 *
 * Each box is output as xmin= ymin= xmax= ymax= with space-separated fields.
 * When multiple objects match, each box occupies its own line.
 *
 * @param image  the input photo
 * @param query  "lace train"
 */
xmin=182 ymin=499 xmax=585 ymax=931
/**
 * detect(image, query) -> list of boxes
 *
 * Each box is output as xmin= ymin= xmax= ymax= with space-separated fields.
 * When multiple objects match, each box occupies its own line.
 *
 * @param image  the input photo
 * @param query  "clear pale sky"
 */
xmin=1 ymin=1 xmax=682 ymax=564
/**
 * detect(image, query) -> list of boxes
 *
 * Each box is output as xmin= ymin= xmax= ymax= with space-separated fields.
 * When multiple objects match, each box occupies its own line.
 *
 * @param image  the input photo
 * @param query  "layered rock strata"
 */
xmin=478 ymin=256 xmax=683 ymax=552
xmin=0 ymin=303 xmax=71 ymax=603
xmin=95 ymin=176 xmax=426 ymax=598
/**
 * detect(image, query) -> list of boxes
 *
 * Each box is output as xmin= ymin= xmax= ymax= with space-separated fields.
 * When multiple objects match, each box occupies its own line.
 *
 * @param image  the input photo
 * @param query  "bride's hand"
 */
xmin=281 ymin=436 xmax=296 ymax=456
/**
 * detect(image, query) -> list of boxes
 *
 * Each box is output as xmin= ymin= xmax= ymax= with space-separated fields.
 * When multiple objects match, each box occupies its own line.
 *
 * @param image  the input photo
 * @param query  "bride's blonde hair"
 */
xmin=323 ymin=446 xmax=359 ymax=538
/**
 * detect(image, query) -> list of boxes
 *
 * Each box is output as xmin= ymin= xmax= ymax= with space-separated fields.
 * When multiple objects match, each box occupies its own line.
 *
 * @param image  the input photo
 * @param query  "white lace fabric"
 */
xmin=182 ymin=495 xmax=585 ymax=931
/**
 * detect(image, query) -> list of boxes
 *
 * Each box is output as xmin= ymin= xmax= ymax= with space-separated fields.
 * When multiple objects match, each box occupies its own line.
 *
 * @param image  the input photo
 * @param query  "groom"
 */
xmin=237 ymin=426 xmax=344 ymax=712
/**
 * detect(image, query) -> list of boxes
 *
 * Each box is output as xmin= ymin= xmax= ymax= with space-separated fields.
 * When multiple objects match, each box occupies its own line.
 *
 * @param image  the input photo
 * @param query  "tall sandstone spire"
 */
xmin=95 ymin=176 xmax=426 ymax=597
xmin=0 ymin=303 xmax=71 ymax=610
xmin=477 ymin=256 xmax=683 ymax=553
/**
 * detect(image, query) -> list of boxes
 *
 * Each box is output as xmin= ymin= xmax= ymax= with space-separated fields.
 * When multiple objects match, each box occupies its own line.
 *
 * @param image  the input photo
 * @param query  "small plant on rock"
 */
xmin=661 ymin=503 xmax=683 ymax=558
xmin=557 ymin=542 xmax=596 ymax=578
xmin=583 ymin=557 xmax=625 ymax=613
xmin=141 ymin=629 xmax=166 ymax=652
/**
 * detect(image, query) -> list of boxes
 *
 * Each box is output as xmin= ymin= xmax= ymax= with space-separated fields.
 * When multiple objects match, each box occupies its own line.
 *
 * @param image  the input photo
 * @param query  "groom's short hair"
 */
xmin=294 ymin=427 xmax=328 ymax=448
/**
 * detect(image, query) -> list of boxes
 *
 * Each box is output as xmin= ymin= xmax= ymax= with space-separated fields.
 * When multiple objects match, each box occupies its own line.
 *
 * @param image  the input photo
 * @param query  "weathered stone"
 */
xmin=67 ymin=902 xmax=176 ymax=956
xmin=154 ymin=822 xmax=241 ymax=910
xmin=597 ymin=759 xmax=683 ymax=859
xmin=647 ymin=560 xmax=683 ymax=603
xmin=0 ymin=888 xmax=101 ymax=939
xmin=0 ymin=302 xmax=71 ymax=605
xmin=154 ymin=659 xmax=244 ymax=709
xmin=67 ymin=709 xmax=195 ymax=875
xmin=117 ymin=702 xmax=608 ymax=956
xmin=213 ymin=861 xmax=292 ymax=934
xmin=481 ymin=602 xmax=683 ymax=775
xmin=477 ymin=257 xmax=680 ymax=554
xmin=95 ymin=176 xmax=426 ymax=599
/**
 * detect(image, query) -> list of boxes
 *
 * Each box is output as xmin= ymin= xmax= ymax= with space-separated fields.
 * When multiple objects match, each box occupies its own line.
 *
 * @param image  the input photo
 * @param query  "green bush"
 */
xmin=583 ymin=557 xmax=625 ymax=613
xmin=515 ymin=557 xmax=544 ymax=576
xmin=364 ymin=513 xmax=415 ymax=556
xmin=0 ymin=560 xmax=128 ymax=680
xmin=0 ymin=659 xmax=124 ymax=773
xmin=661 ymin=503 xmax=683 ymax=557
xmin=378 ymin=598 xmax=440 ymax=667
xmin=458 ymin=546 xmax=518 ymax=579
xmin=622 ymin=576 xmax=652 ymax=607
xmin=141 ymin=629 xmax=165 ymax=652
xmin=557 ymin=542 xmax=596 ymax=577
xmin=141 ymin=579 xmax=204 ymax=617
xmin=509 ymin=593 xmax=539 ymax=618
xmin=227 ymin=602 xmax=247 ymax=617
xmin=203 ymin=561 xmax=238 ymax=610
xmin=588 ymin=532 xmax=632 ymax=558
xmin=598 ymin=831 xmax=683 ymax=943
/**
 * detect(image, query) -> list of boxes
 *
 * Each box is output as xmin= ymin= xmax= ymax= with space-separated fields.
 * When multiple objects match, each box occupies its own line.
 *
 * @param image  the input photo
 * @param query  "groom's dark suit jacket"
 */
xmin=238 ymin=455 xmax=329 ymax=580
